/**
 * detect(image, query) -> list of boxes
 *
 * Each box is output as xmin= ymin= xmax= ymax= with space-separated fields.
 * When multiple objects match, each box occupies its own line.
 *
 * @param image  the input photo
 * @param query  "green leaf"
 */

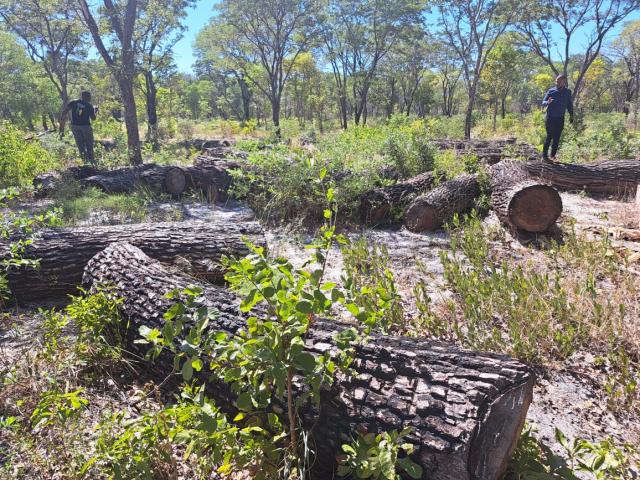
xmin=181 ymin=360 xmax=193 ymax=381
xmin=191 ymin=358 xmax=203 ymax=372
xmin=236 ymin=392 xmax=253 ymax=412
xmin=296 ymin=300 xmax=313 ymax=314
xmin=294 ymin=352 xmax=316 ymax=373
xmin=397 ymin=457 xmax=423 ymax=479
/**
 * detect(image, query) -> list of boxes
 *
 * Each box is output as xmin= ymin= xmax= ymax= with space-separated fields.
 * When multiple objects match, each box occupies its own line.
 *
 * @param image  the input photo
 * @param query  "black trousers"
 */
xmin=543 ymin=116 xmax=564 ymax=158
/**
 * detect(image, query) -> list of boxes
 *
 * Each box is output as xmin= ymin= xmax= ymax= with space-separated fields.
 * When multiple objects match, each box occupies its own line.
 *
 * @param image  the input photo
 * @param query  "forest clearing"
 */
xmin=2 ymin=0 xmax=640 ymax=479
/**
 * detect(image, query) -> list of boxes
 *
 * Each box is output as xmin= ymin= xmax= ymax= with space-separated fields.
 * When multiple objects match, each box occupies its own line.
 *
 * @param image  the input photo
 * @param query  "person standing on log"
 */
xmin=61 ymin=91 xmax=98 ymax=164
xmin=541 ymin=74 xmax=574 ymax=162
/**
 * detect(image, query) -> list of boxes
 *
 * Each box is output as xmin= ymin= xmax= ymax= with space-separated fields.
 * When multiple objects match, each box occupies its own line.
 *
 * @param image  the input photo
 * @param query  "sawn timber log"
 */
xmin=2 ymin=221 xmax=265 ymax=303
xmin=524 ymin=159 xmax=640 ymax=196
xmin=82 ymin=164 xmax=187 ymax=195
xmin=489 ymin=160 xmax=563 ymax=232
xmin=360 ymin=171 xmax=439 ymax=224
xmin=404 ymin=173 xmax=480 ymax=232
xmin=82 ymin=242 xmax=535 ymax=480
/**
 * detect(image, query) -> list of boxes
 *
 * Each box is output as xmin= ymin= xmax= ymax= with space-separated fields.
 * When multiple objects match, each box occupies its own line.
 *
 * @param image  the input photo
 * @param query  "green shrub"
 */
xmin=0 ymin=124 xmax=60 ymax=187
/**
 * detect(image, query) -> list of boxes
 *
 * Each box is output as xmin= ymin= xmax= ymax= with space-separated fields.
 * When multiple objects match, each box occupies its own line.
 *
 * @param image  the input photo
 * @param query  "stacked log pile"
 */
xmin=32 ymin=138 xmax=250 ymax=200
xmin=430 ymin=138 xmax=538 ymax=165
xmin=360 ymin=171 xmax=440 ymax=224
xmin=2 ymin=220 xmax=265 ymax=303
xmin=82 ymin=242 xmax=535 ymax=480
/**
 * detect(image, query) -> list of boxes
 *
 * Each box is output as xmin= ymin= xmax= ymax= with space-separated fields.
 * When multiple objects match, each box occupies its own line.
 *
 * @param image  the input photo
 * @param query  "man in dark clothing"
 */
xmin=62 ymin=91 xmax=98 ymax=164
xmin=541 ymin=74 xmax=574 ymax=161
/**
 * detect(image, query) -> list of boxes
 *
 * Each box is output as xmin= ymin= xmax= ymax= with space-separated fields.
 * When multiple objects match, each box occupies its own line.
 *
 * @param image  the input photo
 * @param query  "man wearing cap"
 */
xmin=61 ymin=91 xmax=98 ymax=164
xmin=541 ymin=74 xmax=574 ymax=162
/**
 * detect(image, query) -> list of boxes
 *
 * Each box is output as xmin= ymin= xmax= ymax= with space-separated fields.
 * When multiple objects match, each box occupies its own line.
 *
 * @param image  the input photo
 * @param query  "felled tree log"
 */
xmin=360 ymin=171 xmax=439 ymax=224
xmin=183 ymin=159 xmax=244 ymax=202
xmin=82 ymin=164 xmax=187 ymax=195
xmin=524 ymin=159 xmax=640 ymax=196
xmin=405 ymin=174 xmax=480 ymax=232
xmin=180 ymin=138 xmax=232 ymax=151
xmin=3 ymin=220 xmax=265 ymax=303
xmin=83 ymin=242 xmax=535 ymax=480
xmin=489 ymin=160 xmax=562 ymax=232
xmin=33 ymin=165 xmax=100 ymax=197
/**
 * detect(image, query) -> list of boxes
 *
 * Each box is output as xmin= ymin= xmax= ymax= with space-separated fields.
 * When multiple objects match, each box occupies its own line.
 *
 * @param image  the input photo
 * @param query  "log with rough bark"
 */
xmin=524 ymin=159 xmax=640 ymax=196
xmin=83 ymin=242 xmax=534 ymax=480
xmin=489 ymin=160 xmax=563 ymax=232
xmin=180 ymin=138 xmax=232 ymax=151
xmin=360 ymin=171 xmax=440 ymax=224
xmin=3 ymin=221 xmax=265 ymax=303
xmin=82 ymin=164 xmax=187 ymax=195
xmin=183 ymin=159 xmax=244 ymax=202
xmin=405 ymin=174 xmax=480 ymax=232
xmin=33 ymin=165 xmax=100 ymax=197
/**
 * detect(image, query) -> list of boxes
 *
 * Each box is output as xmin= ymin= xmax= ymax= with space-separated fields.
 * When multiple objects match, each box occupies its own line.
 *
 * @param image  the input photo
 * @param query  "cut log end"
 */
xmin=508 ymin=183 xmax=563 ymax=232
xmin=405 ymin=204 xmax=439 ymax=232
xmin=163 ymin=167 xmax=187 ymax=195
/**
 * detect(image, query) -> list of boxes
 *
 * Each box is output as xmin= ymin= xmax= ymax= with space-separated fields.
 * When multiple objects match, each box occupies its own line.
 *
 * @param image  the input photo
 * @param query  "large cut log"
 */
xmin=524 ymin=159 xmax=640 ymax=196
xmin=2 ymin=221 xmax=265 ymax=304
xmin=360 ymin=171 xmax=439 ymax=224
xmin=83 ymin=242 xmax=534 ymax=480
xmin=489 ymin=160 xmax=562 ymax=232
xmin=405 ymin=174 xmax=480 ymax=232
xmin=82 ymin=164 xmax=187 ymax=195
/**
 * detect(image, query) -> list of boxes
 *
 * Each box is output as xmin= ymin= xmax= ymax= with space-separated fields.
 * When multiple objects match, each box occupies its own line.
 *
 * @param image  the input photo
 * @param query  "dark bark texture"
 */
xmin=405 ymin=174 xmax=480 ymax=232
xmin=82 ymin=242 xmax=535 ymax=480
xmin=2 ymin=221 xmax=265 ymax=304
xmin=360 ymin=172 xmax=440 ymax=225
xmin=82 ymin=164 xmax=187 ymax=195
xmin=524 ymin=159 xmax=640 ymax=196
xmin=489 ymin=160 xmax=563 ymax=232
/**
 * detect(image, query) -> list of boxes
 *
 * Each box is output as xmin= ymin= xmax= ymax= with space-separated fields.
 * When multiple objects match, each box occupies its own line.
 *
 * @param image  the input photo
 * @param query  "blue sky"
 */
xmin=173 ymin=0 xmax=216 ymax=73
xmin=172 ymin=0 xmax=640 ymax=74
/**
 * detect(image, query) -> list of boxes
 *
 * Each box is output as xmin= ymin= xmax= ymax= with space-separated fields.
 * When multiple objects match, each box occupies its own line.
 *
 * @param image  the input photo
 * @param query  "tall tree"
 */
xmin=77 ymin=0 xmax=142 ymax=164
xmin=611 ymin=20 xmax=640 ymax=123
xmin=437 ymin=0 xmax=513 ymax=138
xmin=518 ymin=0 xmax=640 ymax=107
xmin=322 ymin=0 xmax=425 ymax=126
xmin=0 ymin=0 xmax=86 ymax=134
xmin=432 ymin=40 xmax=462 ymax=117
xmin=134 ymin=0 xmax=194 ymax=150
xmin=211 ymin=0 xmax=321 ymax=137
xmin=194 ymin=18 xmax=253 ymax=123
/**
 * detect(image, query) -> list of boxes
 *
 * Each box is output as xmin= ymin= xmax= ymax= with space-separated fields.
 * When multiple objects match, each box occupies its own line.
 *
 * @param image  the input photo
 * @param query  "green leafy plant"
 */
xmin=337 ymin=427 xmax=423 ymax=480
xmin=341 ymin=237 xmax=405 ymax=334
xmin=507 ymin=426 xmax=635 ymax=480
xmin=30 ymin=387 xmax=88 ymax=431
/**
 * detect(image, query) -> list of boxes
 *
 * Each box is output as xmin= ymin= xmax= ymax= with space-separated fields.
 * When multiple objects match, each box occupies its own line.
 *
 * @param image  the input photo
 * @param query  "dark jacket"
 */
xmin=542 ymin=87 xmax=574 ymax=119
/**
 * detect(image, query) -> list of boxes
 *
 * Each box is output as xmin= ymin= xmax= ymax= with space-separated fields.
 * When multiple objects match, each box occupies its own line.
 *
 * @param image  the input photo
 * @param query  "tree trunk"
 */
xmin=3 ymin=221 xmax=265 ymax=304
xmin=145 ymin=70 xmax=159 ymax=152
xmin=33 ymin=165 xmax=100 ymax=197
xmin=464 ymin=83 xmax=477 ymax=139
xmin=82 ymin=242 xmax=535 ymax=480
xmin=360 ymin=171 xmax=440 ymax=225
xmin=82 ymin=164 xmax=187 ymax=195
xmin=489 ymin=160 xmax=563 ymax=232
xmin=118 ymin=75 xmax=143 ymax=165
xmin=238 ymin=75 xmax=252 ymax=122
xmin=524 ymin=159 xmax=640 ymax=197
xmin=405 ymin=174 xmax=480 ymax=232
